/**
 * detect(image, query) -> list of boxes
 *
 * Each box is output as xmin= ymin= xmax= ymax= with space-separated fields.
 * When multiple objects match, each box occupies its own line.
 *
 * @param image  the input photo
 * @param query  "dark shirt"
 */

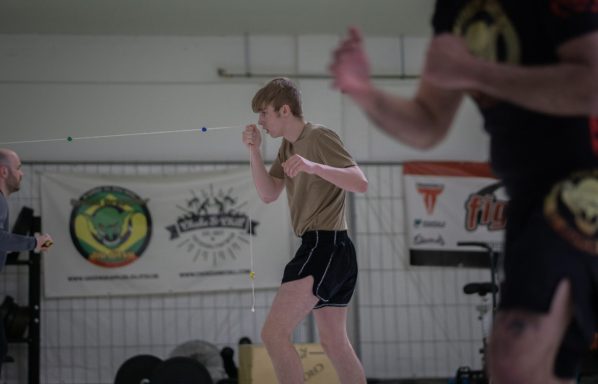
xmin=0 ymin=192 xmax=36 ymax=270
xmin=432 ymin=0 xmax=598 ymax=199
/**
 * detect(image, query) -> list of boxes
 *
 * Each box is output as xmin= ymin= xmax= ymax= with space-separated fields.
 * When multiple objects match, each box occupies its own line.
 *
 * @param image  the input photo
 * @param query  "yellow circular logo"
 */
xmin=453 ymin=0 xmax=520 ymax=64
xmin=69 ymin=186 xmax=152 ymax=267
xmin=544 ymin=170 xmax=598 ymax=255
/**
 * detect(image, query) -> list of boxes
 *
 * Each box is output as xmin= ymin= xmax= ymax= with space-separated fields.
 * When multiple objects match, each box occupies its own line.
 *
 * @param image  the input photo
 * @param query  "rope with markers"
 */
xmin=0 ymin=126 xmax=239 ymax=146
xmin=0 ymin=124 xmax=260 ymax=313
xmin=248 ymin=148 xmax=256 ymax=312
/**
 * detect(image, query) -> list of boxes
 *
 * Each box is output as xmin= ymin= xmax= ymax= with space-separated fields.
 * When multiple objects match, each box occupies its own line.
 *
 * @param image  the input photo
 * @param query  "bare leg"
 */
xmin=261 ymin=276 xmax=319 ymax=384
xmin=314 ymin=306 xmax=367 ymax=384
xmin=488 ymin=279 xmax=575 ymax=384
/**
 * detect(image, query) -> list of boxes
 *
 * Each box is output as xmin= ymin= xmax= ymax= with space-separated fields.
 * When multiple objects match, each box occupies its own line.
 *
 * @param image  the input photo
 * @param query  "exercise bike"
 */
xmin=452 ymin=242 xmax=500 ymax=384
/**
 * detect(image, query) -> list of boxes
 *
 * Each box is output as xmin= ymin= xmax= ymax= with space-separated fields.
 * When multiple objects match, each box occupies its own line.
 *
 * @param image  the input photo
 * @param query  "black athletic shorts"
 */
xmin=499 ymin=169 xmax=598 ymax=378
xmin=282 ymin=230 xmax=358 ymax=309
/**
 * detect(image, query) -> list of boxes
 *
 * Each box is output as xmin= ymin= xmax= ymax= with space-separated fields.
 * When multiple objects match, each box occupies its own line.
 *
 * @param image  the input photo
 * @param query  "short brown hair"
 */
xmin=251 ymin=77 xmax=303 ymax=118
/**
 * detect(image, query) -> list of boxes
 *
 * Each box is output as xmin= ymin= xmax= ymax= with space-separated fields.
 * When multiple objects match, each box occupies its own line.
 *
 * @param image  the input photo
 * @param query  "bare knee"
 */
xmin=488 ymin=337 xmax=533 ymax=384
xmin=489 ymin=281 xmax=574 ymax=383
xmin=489 ymin=314 xmax=540 ymax=380
xmin=318 ymin=331 xmax=351 ymax=359
xmin=488 ymin=311 xmax=571 ymax=383
xmin=261 ymin=323 xmax=292 ymax=350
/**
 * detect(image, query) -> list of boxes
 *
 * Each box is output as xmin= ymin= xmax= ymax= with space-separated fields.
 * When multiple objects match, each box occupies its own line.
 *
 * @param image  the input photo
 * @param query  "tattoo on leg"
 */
xmin=506 ymin=318 xmax=528 ymax=336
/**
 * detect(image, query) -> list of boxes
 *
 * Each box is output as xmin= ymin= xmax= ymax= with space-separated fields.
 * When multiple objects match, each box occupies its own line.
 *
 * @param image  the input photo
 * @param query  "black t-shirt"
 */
xmin=432 ymin=0 xmax=598 ymax=199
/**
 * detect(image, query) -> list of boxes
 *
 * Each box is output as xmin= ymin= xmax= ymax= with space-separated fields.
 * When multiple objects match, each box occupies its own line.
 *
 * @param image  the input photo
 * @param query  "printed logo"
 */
xmin=413 ymin=234 xmax=445 ymax=246
xmin=464 ymin=182 xmax=507 ymax=231
xmin=453 ymin=0 xmax=520 ymax=107
xmin=414 ymin=219 xmax=446 ymax=229
xmin=70 ymin=186 xmax=152 ymax=268
xmin=165 ymin=186 xmax=258 ymax=266
xmin=416 ymin=183 xmax=444 ymax=215
xmin=454 ymin=0 xmax=520 ymax=64
xmin=544 ymin=170 xmax=598 ymax=255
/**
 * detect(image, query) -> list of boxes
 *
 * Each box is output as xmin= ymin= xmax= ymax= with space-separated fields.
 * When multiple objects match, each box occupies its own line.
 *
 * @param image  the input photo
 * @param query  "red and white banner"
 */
xmin=403 ymin=161 xmax=508 ymax=267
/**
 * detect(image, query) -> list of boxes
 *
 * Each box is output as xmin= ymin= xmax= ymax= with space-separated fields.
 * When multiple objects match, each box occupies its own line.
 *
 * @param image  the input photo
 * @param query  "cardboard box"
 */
xmin=239 ymin=343 xmax=340 ymax=384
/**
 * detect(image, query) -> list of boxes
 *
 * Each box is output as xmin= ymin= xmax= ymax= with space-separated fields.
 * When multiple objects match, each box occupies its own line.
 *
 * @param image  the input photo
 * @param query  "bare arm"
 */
xmin=282 ymin=156 xmax=368 ymax=193
xmin=313 ymin=164 xmax=368 ymax=193
xmin=243 ymin=125 xmax=284 ymax=203
xmin=424 ymin=32 xmax=598 ymax=116
xmin=344 ymin=81 xmax=463 ymax=149
xmin=330 ymin=27 xmax=464 ymax=149
xmin=249 ymin=149 xmax=284 ymax=203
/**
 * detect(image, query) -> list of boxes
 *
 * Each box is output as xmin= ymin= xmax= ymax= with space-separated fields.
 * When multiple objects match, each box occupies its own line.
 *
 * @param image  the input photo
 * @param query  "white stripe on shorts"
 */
xmin=298 ymin=230 xmax=319 ymax=276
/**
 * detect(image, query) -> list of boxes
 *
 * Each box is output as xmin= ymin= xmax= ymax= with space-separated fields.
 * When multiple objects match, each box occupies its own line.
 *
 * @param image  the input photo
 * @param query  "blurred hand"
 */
xmin=282 ymin=155 xmax=317 ymax=178
xmin=34 ymin=233 xmax=53 ymax=253
xmin=329 ymin=27 xmax=372 ymax=95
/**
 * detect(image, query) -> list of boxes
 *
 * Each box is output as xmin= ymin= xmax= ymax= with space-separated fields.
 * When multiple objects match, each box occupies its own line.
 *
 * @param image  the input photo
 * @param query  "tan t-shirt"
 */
xmin=269 ymin=123 xmax=356 ymax=236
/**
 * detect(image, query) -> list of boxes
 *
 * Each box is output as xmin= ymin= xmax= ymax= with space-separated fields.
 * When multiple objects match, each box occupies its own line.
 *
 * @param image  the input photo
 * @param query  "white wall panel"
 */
xmin=0 ymin=35 xmax=245 ymax=82
xmin=364 ymin=36 xmax=404 ymax=75
xmin=403 ymin=36 xmax=428 ymax=76
xmin=247 ymin=35 xmax=297 ymax=75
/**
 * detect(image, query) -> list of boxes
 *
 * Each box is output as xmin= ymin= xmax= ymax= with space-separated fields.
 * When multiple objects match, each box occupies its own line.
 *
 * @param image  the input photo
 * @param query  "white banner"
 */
xmin=403 ymin=162 xmax=508 ymax=267
xmin=40 ymin=169 xmax=291 ymax=298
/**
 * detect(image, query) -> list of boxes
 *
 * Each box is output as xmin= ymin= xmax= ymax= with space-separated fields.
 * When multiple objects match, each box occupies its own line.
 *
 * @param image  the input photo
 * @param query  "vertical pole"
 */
xmin=28 ymin=218 xmax=41 ymax=384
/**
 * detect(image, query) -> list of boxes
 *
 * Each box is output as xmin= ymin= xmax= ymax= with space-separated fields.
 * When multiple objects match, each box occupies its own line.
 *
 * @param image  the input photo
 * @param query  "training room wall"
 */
xmin=0 ymin=34 xmax=488 ymax=163
xmin=0 ymin=34 xmax=491 ymax=382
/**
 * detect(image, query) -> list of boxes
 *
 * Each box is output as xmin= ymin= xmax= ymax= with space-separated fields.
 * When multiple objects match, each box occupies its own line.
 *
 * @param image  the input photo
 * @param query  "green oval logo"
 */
xmin=69 ymin=186 xmax=152 ymax=267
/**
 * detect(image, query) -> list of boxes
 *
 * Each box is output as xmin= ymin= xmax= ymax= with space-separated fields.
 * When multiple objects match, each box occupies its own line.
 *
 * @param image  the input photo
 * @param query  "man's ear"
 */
xmin=0 ymin=165 xmax=7 ymax=178
xmin=280 ymin=104 xmax=291 ymax=117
